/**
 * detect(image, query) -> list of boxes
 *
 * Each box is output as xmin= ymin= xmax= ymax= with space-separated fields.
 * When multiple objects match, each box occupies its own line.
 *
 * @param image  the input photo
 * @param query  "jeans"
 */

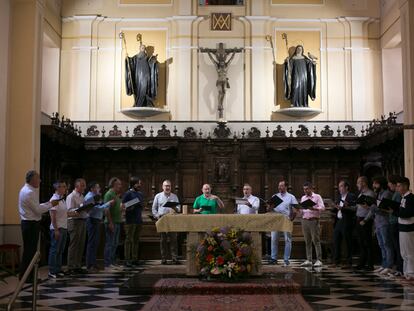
xmin=271 ymin=231 xmax=292 ymax=262
xmin=20 ymin=220 xmax=40 ymax=279
xmin=390 ymin=223 xmax=403 ymax=273
xmin=124 ymin=223 xmax=142 ymax=261
xmin=104 ymin=223 xmax=120 ymax=267
xmin=48 ymin=228 xmax=68 ymax=274
xmin=86 ymin=217 xmax=101 ymax=268
xmin=376 ymin=225 xmax=394 ymax=268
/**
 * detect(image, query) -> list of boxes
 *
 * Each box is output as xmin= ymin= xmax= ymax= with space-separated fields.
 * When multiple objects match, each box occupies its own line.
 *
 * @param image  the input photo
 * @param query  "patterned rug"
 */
xmin=142 ymin=278 xmax=312 ymax=311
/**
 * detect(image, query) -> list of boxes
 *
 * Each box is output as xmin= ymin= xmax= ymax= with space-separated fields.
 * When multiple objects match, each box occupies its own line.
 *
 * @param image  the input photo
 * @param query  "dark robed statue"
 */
xmin=125 ymin=45 xmax=159 ymax=107
xmin=283 ymin=45 xmax=317 ymax=107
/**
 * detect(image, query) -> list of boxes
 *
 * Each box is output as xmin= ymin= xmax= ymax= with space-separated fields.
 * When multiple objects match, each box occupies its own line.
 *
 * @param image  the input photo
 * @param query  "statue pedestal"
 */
xmin=273 ymin=107 xmax=322 ymax=117
xmin=121 ymin=107 xmax=170 ymax=118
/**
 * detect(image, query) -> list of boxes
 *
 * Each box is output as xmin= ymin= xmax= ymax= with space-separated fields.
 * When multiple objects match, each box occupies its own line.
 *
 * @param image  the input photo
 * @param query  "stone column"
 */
xmin=168 ymin=16 xmax=197 ymax=120
xmin=400 ymin=0 xmax=414 ymax=182
xmin=245 ymin=16 xmax=273 ymax=120
xmin=0 ymin=0 xmax=11 ymax=240
xmin=5 ymin=0 xmax=45 ymax=225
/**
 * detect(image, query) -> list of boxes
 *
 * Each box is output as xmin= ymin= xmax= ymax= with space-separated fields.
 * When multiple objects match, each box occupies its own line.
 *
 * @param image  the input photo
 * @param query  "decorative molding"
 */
xmin=157 ymin=124 xmax=171 ymax=137
xmin=320 ymin=125 xmax=334 ymax=137
xmin=247 ymin=127 xmax=261 ymax=138
xmin=296 ymin=125 xmax=310 ymax=137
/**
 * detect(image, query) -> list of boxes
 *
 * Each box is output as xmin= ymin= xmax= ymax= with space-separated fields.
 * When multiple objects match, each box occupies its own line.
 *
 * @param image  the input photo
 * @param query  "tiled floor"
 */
xmin=1 ymin=260 xmax=413 ymax=310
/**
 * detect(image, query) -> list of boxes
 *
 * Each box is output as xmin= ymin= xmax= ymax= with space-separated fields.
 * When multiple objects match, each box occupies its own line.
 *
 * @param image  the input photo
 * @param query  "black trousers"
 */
xmin=20 ymin=220 xmax=41 ymax=279
xmin=333 ymin=219 xmax=354 ymax=265
xmin=356 ymin=218 xmax=374 ymax=267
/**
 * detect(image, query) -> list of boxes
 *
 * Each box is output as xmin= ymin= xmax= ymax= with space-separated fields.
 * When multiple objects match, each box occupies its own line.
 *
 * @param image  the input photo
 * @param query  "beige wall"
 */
xmin=59 ymin=0 xmax=384 ymax=121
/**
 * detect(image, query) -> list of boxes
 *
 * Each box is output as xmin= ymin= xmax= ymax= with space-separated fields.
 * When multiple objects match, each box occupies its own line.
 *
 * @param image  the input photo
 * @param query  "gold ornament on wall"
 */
xmin=211 ymin=13 xmax=232 ymax=31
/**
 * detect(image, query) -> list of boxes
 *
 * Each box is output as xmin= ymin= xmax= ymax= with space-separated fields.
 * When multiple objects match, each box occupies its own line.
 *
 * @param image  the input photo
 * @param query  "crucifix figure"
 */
xmin=200 ymin=43 xmax=243 ymax=119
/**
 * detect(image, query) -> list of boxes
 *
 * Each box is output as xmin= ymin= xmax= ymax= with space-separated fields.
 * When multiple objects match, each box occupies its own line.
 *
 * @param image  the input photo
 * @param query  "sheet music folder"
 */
xmin=378 ymin=198 xmax=400 ymax=211
xmin=356 ymin=195 xmax=376 ymax=206
xmin=124 ymin=197 xmax=140 ymax=210
xmin=298 ymin=199 xmax=316 ymax=209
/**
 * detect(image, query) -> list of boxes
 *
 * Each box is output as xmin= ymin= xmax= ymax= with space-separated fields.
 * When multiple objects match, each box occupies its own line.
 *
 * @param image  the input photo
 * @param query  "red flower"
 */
xmin=206 ymin=254 xmax=214 ymax=262
xmin=217 ymin=256 xmax=225 ymax=265
xmin=236 ymin=250 xmax=242 ymax=257
xmin=207 ymin=245 xmax=213 ymax=252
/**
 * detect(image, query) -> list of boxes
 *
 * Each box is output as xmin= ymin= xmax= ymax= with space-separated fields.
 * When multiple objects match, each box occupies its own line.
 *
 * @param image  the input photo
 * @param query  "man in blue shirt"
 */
xmin=270 ymin=180 xmax=298 ymax=267
xmin=122 ymin=177 xmax=144 ymax=267
xmin=85 ymin=181 xmax=113 ymax=272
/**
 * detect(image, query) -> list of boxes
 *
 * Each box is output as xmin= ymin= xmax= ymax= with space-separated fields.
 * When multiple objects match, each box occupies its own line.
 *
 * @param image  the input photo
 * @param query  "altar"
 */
xmin=155 ymin=214 xmax=293 ymax=276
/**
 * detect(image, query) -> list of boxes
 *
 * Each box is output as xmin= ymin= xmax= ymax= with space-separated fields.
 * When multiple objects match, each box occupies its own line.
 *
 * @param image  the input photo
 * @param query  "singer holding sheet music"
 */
xmin=193 ymin=184 xmax=224 ymax=214
xmin=152 ymin=180 xmax=180 ymax=265
xmin=122 ymin=177 xmax=144 ymax=267
xmin=104 ymin=177 xmax=123 ymax=270
xmin=355 ymin=176 xmax=376 ymax=271
xmin=295 ymin=181 xmax=325 ymax=267
xmin=236 ymin=184 xmax=259 ymax=214
xmin=270 ymin=180 xmax=298 ymax=266
xmin=19 ymin=170 xmax=59 ymax=281
xmin=85 ymin=182 xmax=114 ymax=272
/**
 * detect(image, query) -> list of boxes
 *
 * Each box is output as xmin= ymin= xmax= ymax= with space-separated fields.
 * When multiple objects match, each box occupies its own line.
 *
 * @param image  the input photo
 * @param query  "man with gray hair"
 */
xmin=18 ymin=170 xmax=58 ymax=281
xmin=152 ymin=180 xmax=180 ymax=265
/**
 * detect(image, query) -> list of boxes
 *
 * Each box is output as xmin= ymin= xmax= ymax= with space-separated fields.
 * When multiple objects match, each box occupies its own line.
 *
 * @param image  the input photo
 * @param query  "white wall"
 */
xmin=0 ymin=0 xmax=10 ymax=236
xmin=41 ymin=34 xmax=60 ymax=116
xmin=382 ymin=46 xmax=403 ymax=115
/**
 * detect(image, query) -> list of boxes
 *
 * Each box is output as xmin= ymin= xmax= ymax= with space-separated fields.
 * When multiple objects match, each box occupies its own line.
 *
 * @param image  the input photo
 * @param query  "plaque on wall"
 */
xmin=211 ymin=13 xmax=232 ymax=31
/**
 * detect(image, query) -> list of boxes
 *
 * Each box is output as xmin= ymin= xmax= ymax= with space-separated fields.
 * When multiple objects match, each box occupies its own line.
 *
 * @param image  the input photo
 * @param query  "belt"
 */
xmin=303 ymin=217 xmax=319 ymax=221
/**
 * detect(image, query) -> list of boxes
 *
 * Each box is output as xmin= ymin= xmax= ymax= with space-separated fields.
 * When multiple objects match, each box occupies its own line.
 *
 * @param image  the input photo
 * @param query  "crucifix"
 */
xmin=200 ymin=43 xmax=243 ymax=119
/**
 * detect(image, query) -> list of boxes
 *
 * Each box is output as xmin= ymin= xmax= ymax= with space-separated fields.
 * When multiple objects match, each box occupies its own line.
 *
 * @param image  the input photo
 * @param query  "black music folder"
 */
xmin=356 ymin=195 xmax=376 ymax=206
xmin=378 ymin=198 xmax=400 ymax=211
xmin=298 ymin=199 xmax=316 ymax=209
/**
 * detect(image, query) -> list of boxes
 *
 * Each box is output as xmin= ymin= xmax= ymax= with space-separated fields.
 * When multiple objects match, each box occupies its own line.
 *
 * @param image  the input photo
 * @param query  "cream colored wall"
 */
xmin=59 ymin=0 xmax=384 ymax=122
xmin=41 ymin=34 xmax=60 ymax=116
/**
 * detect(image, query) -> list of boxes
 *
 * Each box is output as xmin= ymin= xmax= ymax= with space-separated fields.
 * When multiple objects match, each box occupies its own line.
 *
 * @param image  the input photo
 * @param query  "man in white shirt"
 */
xmin=48 ymin=180 xmax=68 ymax=278
xmin=236 ymin=184 xmax=260 ymax=214
xmin=66 ymin=178 xmax=87 ymax=274
xmin=18 ymin=170 xmax=58 ymax=281
xmin=270 ymin=180 xmax=298 ymax=267
xmin=152 ymin=180 xmax=180 ymax=265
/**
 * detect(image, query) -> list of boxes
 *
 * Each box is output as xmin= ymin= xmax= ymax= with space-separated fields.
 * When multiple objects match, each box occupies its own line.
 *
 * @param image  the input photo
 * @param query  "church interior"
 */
xmin=1 ymin=0 xmax=414 ymax=310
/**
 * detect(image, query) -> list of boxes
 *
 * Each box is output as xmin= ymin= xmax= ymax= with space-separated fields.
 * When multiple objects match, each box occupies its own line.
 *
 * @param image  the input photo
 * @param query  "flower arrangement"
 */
xmin=196 ymin=226 xmax=255 ymax=280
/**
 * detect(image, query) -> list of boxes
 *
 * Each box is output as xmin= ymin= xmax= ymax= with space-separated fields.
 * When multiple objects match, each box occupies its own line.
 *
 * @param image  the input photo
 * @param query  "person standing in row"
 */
xmin=394 ymin=177 xmax=414 ymax=281
xmin=104 ymin=177 xmax=123 ymax=271
xmin=66 ymin=178 xmax=87 ymax=274
xmin=85 ymin=181 xmax=113 ymax=272
xmin=332 ymin=180 xmax=357 ymax=269
xmin=193 ymin=184 xmax=224 ymax=214
xmin=236 ymin=183 xmax=259 ymax=215
xmin=122 ymin=177 xmax=144 ymax=267
xmin=48 ymin=180 xmax=68 ymax=278
xmin=388 ymin=175 xmax=403 ymax=276
xmin=296 ymin=182 xmax=325 ymax=267
xmin=270 ymin=180 xmax=298 ymax=267
xmin=152 ymin=180 xmax=181 ymax=265
xmin=355 ymin=176 xmax=376 ymax=271
xmin=372 ymin=176 xmax=394 ymax=275
xmin=19 ymin=170 xmax=58 ymax=281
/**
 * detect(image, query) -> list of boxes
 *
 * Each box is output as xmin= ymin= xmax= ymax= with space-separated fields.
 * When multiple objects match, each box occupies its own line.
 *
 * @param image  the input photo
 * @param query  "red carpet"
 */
xmin=142 ymin=278 xmax=313 ymax=311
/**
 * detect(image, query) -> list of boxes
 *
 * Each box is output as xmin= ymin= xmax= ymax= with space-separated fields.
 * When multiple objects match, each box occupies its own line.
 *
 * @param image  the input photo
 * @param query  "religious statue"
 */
xmin=124 ymin=43 xmax=159 ymax=107
xmin=200 ymin=43 xmax=243 ymax=119
xmin=283 ymin=45 xmax=317 ymax=107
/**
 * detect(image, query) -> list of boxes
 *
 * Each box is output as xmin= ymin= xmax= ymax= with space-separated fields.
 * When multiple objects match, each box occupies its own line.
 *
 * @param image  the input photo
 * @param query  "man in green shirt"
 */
xmin=104 ymin=177 xmax=123 ymax=270
xmin=193 ymin=184 xmax=224 ymax=214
